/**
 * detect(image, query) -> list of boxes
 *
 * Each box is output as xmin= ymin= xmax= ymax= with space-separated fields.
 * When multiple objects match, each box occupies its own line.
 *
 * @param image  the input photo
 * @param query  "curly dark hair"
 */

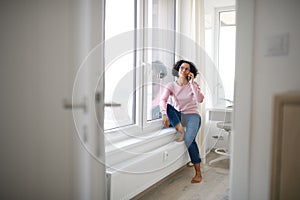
xmin=172 ymin=60 xmax=199 ymax=78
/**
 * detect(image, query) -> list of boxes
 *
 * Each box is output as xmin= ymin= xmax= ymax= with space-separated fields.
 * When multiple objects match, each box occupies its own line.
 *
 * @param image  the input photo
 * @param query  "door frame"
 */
xmin=230 ymin=0 xmax=254 ymax=199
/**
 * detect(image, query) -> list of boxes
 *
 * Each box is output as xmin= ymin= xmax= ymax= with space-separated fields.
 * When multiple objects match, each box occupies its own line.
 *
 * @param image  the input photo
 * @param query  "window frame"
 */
xmin=214 ymin=6 xmax=236 ymax=107
xmin=104 ymin=0 xmax=176 ymax=135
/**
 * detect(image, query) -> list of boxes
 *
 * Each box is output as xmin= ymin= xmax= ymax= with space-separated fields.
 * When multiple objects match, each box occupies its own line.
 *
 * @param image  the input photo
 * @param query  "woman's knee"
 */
xmin=184 ymin=128 xmax=199 ymax=145
xmin=184 ymin=137 xmax=195 ymax=147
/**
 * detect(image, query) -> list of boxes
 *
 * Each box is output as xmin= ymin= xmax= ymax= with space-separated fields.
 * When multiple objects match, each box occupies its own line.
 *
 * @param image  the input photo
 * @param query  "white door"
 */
xmin=67 ymin=0 xmax=107 ymax=199
xmin=0 ymin=0 xmax=106 ymax=200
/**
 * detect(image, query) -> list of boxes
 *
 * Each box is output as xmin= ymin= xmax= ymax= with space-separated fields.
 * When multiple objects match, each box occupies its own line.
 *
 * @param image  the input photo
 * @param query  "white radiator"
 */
xmin=106 ymin=141 xmax=190 ymax=200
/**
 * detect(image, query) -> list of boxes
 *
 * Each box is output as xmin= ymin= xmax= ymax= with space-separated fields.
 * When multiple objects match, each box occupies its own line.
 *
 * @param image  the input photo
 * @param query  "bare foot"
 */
xmin=191 ymin=174 xmax=202 ymax=183
xmin=175 ymin=133 xmax=185 ymax=142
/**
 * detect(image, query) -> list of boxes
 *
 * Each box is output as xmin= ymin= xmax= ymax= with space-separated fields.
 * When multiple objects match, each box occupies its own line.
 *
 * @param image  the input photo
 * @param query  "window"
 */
xmin=216 ymin=9 xmax=236 ymax=106
xmin=104 ymin=0 xmax=136 ymax=130
xmin=104 ymin=0 xmax=176 ymax=131
xmin=145 ymin=0 xmax=176 ymax=122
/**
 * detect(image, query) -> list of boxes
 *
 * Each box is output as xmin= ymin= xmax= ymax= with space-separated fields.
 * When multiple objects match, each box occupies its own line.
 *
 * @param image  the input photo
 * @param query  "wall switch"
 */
xmin=264 ymin=33 xmax=289 ymax=56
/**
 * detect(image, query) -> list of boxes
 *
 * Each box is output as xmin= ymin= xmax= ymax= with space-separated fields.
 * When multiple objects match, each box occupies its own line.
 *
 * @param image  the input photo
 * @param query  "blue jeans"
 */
xmin=166 ymin=104 xmax=201 ymax=164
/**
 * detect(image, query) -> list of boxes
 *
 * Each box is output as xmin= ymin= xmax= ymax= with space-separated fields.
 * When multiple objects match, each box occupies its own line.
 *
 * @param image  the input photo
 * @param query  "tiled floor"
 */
xmin=133 ymin=151 xmax=230 ymax=200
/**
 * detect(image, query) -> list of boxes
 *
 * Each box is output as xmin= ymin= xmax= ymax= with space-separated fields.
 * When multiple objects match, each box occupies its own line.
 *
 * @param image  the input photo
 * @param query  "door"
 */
xmin=271 ymin=92 xmax=300 ymax=200
xmin=0 ymin=0 xmax=106 ymax=199
xmin=67 ymin=0 xmax=107 ymax=199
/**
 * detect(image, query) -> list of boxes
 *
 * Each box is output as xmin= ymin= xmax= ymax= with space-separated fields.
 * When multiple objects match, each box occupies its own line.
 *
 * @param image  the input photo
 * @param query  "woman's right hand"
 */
xmin=162 ymin=114 xmax=170 ymax=127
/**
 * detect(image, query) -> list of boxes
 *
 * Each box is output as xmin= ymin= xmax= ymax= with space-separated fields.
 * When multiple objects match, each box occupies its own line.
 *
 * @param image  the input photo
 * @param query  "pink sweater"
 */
xmin=160 ymin=81 xmax=204 ymax=115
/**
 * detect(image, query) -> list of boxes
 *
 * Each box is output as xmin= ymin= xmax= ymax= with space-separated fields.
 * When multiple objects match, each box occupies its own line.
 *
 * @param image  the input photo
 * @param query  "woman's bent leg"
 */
xmin=166 ymin=104 xmax=185 ymax=142
xmin=166 ymin=104 xmax=181 ymax=127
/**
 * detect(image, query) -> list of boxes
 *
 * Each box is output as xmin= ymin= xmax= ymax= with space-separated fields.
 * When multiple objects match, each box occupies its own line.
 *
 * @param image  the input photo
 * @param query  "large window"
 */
xmin=216 ymin=9 xmax=236 ymax=106
xmin=204 ymin=5 xmax=236 ymax=108
xmin=104 ymin=0 xmax=176 ymax=131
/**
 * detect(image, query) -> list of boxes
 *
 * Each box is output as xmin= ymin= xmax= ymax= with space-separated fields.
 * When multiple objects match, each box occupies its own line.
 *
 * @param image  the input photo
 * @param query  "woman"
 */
xmin=160 ymin=59 xmax=204 ymax=183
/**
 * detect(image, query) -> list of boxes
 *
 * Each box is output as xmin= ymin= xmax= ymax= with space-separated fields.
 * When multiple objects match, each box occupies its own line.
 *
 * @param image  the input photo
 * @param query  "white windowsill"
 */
xmin=105 ymin=127 xmax=176 ymax=154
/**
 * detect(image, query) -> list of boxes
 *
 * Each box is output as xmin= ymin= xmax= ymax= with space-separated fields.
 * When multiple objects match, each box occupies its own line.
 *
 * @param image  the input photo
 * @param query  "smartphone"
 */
xmin=187 ymin=73 xmax=193 ymax=81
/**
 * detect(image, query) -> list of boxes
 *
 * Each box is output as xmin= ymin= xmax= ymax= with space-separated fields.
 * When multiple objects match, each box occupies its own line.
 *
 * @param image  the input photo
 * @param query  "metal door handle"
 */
xmin=95 ymin=92 xmax=121 ymax=107
xmin=63 ymin=97 xmax=87 ymax=113
xmin=104 ymin=102 xmax=121 ymax=107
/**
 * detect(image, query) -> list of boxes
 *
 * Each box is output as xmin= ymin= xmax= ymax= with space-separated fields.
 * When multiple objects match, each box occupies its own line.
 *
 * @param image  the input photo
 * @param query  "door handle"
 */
xmin=95 ymin=92 xmax=121 ymax=107
xmin=104 ymin=102 xmax=121 ymax=107
xmin=63 ymin=97 xmax=87 ymax=113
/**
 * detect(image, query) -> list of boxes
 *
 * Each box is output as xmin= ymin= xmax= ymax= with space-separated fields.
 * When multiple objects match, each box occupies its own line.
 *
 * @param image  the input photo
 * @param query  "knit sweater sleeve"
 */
xmin=190 ymin=82 xmax=204 ymax=103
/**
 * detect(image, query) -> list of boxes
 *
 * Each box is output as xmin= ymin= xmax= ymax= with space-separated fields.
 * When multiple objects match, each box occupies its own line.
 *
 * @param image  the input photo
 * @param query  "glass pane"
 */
xmin=146 ymin=56 xmax=173 ymax=121
xmin=104 ymin=0 xmax=135 ymax=130
xmin=218 ymin=10 xmax=236 ymax=106
xmin=146 ymin=0 xmax=176 ymax=121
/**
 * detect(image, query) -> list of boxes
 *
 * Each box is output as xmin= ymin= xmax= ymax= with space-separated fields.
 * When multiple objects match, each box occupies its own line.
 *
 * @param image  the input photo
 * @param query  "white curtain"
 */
xmin=176 ymin=0 xmax=207 ymax=161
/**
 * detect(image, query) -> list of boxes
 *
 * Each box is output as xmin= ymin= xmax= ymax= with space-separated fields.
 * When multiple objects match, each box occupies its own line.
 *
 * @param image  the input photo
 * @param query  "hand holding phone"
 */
xmin=187 ymin=72 xmax=193 ymax=82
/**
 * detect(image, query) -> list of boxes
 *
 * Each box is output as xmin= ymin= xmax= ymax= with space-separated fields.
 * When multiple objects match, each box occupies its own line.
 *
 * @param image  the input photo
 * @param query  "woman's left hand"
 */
xmin=162 ymin=114 xmax=170 ymax=127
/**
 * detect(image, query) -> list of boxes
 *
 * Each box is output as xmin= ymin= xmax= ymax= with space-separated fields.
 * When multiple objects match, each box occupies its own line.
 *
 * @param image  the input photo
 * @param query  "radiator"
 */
xmin=106 ymin=141 xmax=190 ymax=200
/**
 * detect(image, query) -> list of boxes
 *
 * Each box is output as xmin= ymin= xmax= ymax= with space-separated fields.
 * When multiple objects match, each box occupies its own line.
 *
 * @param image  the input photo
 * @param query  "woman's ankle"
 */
xmin=175 ymin=123 xmax=183 ymax=131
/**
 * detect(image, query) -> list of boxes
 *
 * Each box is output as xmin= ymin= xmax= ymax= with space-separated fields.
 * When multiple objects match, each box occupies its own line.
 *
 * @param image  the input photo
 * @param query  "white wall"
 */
xmin=232 ymin=0 xmax=300 ymax=199
xmin=250 ymin=0 xmax=300 ymax=199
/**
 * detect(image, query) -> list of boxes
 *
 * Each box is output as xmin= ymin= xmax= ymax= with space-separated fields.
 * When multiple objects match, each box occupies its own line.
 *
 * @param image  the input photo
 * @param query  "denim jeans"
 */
xmin=166 ymin=104 xmax=201 ymax=164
